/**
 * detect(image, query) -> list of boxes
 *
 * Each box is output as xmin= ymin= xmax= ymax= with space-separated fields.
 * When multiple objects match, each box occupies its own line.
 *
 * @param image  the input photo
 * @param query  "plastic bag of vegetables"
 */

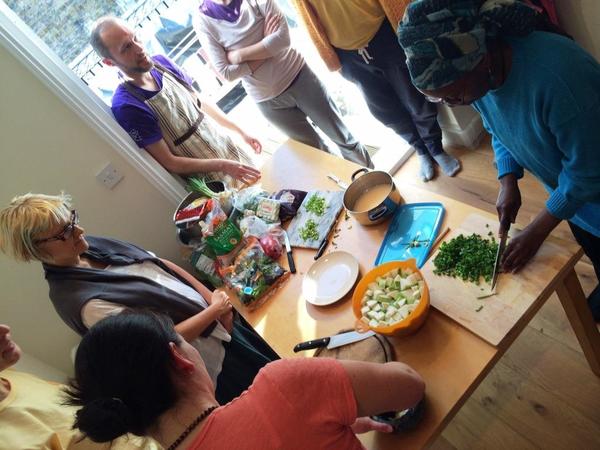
xmin=189 ymin=242 xmax=223 ymax=288
xmin=220 ymin=237 xmax=289 ymax=309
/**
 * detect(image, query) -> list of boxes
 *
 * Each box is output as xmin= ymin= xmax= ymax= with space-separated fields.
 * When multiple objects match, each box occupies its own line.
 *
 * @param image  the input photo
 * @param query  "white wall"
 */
xmin=0 ymin=44 xmax=184 ymax=374
xmin=555 ymin=0 xmax=600 ymax=61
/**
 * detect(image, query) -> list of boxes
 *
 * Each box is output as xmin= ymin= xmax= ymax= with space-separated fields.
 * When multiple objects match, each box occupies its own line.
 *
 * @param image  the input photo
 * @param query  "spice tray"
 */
xmin=374 ymin=203 xmax=445 ymax=268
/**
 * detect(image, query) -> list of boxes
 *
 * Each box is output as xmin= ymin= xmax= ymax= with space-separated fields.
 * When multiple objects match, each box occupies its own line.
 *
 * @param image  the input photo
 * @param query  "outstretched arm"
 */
xmin=145 ymin=138 xmax=260 ymax=183
xmin=338 ymin=360 xmax=425 ymax=417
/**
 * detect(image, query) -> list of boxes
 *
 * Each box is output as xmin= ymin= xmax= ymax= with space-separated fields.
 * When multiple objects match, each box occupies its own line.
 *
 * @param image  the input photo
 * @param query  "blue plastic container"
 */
xmin=374 ymin=202 xmax=445 ymax=268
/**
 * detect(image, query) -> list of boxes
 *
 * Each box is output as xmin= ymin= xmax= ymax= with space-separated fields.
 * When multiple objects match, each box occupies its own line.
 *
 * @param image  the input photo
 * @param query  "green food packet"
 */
xmin=205 ymin=219 xmax=243 ymax=255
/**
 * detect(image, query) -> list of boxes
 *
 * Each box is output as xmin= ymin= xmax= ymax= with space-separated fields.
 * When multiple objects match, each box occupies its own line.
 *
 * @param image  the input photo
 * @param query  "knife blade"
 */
xmin=327 ymin=173 xmax=349 ymax=190
xmin=491 ymin=231 xmax=509 ymax=290
xmin=283 ymin=230 xmax=296 ymax=274
xmin=293 ymin=330 xmax=376 ymax=352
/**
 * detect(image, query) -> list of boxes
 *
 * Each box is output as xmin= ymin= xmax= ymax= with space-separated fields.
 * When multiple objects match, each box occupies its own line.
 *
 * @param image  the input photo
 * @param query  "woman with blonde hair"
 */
xmin=0 ymin=192 xmax=279 ymax=403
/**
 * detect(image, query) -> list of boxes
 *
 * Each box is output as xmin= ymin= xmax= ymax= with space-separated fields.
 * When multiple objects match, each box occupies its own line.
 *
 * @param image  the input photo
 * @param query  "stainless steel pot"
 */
xmin=343 ymin=168 xmax=402 ymax=226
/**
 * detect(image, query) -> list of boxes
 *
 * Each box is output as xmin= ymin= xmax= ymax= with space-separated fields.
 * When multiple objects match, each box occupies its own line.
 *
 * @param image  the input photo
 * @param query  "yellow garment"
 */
xmin=291 ymin=0 xmax=411 ymax=71
xmin=0 ymin=370 xmax=161 ymax=450
xmin=306 ymin=0 xmax=385 ymax=50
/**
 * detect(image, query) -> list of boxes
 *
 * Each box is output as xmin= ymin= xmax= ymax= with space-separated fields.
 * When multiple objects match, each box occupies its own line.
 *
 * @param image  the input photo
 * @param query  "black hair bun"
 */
xmin=75 ymin=397 xmax=132 ymax=442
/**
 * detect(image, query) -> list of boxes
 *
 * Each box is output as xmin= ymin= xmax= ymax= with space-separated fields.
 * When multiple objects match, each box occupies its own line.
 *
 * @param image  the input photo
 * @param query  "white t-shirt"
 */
xmin=80 ymin=261 xmax=231 ymax=384
xmin=194 ymin=0 xmax=305 ymax=102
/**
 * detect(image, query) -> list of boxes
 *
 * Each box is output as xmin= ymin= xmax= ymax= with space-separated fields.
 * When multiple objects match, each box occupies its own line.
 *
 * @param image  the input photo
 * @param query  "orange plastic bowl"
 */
xmin=352 ymin=259 xmax=430 ymax=337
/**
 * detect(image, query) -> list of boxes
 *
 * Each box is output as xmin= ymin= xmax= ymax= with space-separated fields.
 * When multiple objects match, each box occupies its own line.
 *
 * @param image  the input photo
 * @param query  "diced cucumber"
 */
xmin=361 ymin=266 xmax=424 ymax=327
xmin=393 ymin=274 xmax=402 ymax=289
xmin=376 ymin=294 xmax=393 ymax=303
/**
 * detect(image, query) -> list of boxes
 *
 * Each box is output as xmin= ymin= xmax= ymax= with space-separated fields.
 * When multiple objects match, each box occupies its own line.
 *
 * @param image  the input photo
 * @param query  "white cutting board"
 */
xmin=286 ymin=191 xmax=344 ymax=249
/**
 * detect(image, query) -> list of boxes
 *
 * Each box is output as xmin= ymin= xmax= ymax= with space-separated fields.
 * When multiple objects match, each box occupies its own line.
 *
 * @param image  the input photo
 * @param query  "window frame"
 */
xmin=0 ymin=3 xmax=186 ymax=205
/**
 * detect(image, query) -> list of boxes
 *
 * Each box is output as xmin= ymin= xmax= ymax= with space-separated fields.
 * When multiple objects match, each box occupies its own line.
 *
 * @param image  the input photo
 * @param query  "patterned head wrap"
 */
xmin=397 ymin=0 xmax=538 ymax=90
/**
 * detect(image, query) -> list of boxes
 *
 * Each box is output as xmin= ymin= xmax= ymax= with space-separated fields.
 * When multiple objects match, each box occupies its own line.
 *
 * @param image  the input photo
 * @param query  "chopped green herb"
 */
xmin=488 ymin=231 xmax=494 ymax=237
xmin=299 ymin=219 xmax=319 ymax=241
xmin=433 ymin=233 xmax=499 ymax=284
xmin=305 ymin=194 xmax=327 ymax=216
xmin=475 ymin=305 xmax=484 ymax=312
xmin=485 ymin=223 xmax=490 ymax=228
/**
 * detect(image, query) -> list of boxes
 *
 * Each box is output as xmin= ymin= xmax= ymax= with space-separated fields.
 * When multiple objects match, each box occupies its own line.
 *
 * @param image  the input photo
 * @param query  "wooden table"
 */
xmin=234 ymin=140 xmax=600 ymax=449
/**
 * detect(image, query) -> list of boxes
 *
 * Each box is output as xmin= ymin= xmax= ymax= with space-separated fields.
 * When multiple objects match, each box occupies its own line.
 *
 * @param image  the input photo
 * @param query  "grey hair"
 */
xmin=90 ymin=16 xmax=121 ymax=59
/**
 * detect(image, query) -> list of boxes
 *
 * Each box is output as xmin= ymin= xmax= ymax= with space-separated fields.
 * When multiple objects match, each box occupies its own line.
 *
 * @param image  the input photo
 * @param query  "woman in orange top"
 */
xmin=66 ymin=312 xmax=425 ymax=450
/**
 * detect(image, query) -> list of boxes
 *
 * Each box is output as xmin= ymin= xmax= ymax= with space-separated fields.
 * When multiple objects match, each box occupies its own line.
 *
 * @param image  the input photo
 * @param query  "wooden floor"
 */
xmin=394 ymin=136 xmax=600 ymax=449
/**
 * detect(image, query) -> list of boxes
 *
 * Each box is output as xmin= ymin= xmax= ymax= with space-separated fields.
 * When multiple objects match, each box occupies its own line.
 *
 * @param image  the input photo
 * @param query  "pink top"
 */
xmin=188 ymin=358 xmax=365 ymax=450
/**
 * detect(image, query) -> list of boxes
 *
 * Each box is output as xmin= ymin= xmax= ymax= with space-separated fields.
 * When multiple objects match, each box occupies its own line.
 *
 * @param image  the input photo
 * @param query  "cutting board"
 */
xmin=286 ymin=190 xmax=344 ymax=249
xmin=421 ymin=213 xmax=576 ymax=346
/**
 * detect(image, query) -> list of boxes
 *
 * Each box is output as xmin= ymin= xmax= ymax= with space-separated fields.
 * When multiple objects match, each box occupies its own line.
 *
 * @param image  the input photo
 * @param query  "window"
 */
xmin=5 ymin=0 xmax=239 ymax=107
xmin=2 ymin=0 xmax=410 ymax=201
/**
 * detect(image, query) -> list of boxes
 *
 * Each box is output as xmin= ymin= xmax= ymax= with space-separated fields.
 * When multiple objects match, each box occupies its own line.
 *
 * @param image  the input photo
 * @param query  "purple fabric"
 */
xmin=200 ymin=0 xmax=244 ymax=22
xmin=111 ymin=55 xmax=195 ymax=148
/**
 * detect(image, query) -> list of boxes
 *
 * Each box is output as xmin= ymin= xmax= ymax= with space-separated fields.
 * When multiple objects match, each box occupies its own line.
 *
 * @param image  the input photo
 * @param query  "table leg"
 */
xmin=555 ymin=268 xmax=600 ymax=376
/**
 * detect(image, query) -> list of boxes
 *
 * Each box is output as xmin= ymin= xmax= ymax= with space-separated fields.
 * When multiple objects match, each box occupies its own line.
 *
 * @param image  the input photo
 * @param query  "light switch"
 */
xmin=96 ymin=163 xmax=124 ymax=190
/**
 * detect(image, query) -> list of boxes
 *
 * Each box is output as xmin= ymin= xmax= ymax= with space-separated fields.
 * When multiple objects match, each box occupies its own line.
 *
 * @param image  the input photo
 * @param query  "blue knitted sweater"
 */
xmin=474 ymin=31 xmax=600 ymax=237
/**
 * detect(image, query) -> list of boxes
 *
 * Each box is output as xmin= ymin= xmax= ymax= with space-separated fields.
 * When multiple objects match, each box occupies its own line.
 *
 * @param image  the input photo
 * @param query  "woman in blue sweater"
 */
xmin=397 ymin=0 xmax=600 ymax=320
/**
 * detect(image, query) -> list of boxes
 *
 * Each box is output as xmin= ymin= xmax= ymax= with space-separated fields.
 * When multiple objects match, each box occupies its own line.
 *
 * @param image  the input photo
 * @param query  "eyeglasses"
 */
xmin=35 ymin=210 xmax=79 ymax=244
xmin=424 ymin=84 xmax=466 ymax=106
xmin=425 ymin=61 xmax=498 ymax=106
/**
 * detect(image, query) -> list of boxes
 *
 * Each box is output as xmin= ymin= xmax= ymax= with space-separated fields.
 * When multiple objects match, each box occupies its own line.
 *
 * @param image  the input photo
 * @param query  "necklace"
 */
xmin=167 ymin=405 xmax=218 ymax=450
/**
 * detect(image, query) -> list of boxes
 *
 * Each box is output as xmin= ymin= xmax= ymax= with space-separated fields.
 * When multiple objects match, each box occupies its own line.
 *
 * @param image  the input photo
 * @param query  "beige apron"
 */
xmin=123 ymin=63 xmax=253 ymax=186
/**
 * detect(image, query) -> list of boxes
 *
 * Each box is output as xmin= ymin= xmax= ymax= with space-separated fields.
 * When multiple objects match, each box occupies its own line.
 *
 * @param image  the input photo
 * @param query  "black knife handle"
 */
xmin=287 ymin=251 xmax=296 ymax=274
xmin=314 ymin=238 xmax=328 ymax=260
xmin=293 ymin=337 xmax=330 ymax=352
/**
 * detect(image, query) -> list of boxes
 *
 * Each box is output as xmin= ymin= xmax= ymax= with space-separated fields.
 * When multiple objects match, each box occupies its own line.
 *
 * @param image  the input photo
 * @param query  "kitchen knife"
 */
xmin=314 ymin=208 xmax=343 ymax=260
xmin=490 ymin=230 xmax=509 ymax=291
xmin=327 ymin=173 xmax=349 ymax=190
xmin=283 ymin=230 xmax=296 ymax=274
xmin=293 ymin=330 xmax=375 ymax=352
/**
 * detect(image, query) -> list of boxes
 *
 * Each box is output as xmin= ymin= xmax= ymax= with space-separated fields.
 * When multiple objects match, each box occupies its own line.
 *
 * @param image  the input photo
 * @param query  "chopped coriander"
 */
xmin=305 ymin=194 xmax=327 ymax=216
xmin=475 ymin=305 xmax=484 ymax=312
xmin=432 ymin=233 xmax=499 ymax=284
xmin=299 ymin=219 xmax=319 ymax=241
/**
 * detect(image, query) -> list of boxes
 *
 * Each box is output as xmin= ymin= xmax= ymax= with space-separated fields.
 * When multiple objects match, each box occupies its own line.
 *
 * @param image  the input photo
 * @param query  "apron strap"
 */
xmin=173 ymin=114 xmax=203 ymax=146
xmin=120 ymin=61 xmax=204 ymax=147
xmin=119 ymin=61 xmax=203 ymax=108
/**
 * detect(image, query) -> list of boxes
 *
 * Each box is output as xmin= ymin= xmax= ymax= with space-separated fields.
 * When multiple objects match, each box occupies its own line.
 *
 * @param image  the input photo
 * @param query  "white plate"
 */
xmin=302 ymin=251 xmax=360 ymax=306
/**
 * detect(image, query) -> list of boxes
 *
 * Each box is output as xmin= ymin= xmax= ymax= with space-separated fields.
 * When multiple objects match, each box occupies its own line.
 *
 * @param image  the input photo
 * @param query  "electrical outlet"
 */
xmin=96 ymin=163 xmax=124 ymax=190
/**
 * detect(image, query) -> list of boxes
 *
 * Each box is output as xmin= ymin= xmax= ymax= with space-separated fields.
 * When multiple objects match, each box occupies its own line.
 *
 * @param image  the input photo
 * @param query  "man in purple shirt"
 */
xmin=90 ymin=17 xmax=261 ymax=185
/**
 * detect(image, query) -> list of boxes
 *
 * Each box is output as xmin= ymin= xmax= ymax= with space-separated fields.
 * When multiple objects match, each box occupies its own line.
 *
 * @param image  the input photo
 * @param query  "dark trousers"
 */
xmin=568 ymin=222 xmax=600 ymax=320
xmin=335 ymin=22 xmax=443 ymax=157
xmin=215 ymin=313 xmax=279 ymax=404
